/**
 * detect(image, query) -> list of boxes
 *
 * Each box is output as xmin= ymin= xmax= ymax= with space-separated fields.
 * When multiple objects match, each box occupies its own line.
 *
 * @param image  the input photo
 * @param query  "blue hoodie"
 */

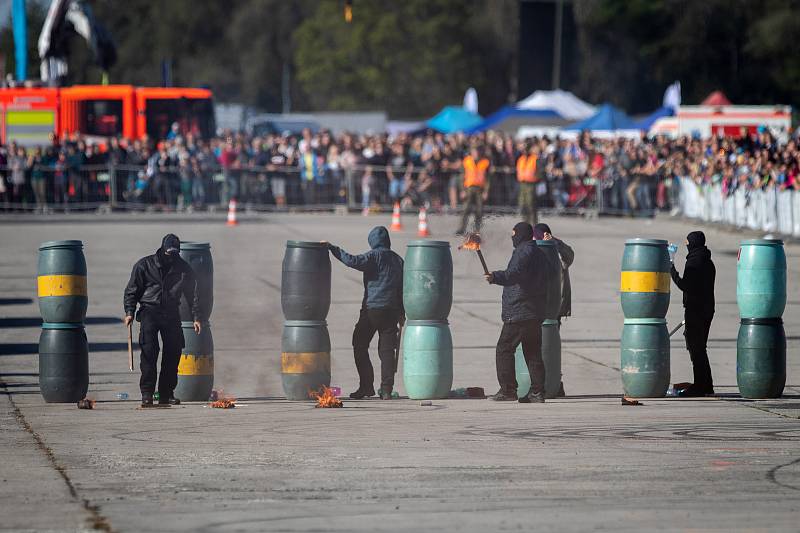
xmin=330 ymin=226 xmax=404 ymax=312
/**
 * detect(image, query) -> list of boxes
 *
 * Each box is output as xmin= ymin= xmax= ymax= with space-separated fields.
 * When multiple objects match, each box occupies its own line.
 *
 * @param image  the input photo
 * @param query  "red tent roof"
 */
xmin=701 ymin=90 xmax=732 ymax=106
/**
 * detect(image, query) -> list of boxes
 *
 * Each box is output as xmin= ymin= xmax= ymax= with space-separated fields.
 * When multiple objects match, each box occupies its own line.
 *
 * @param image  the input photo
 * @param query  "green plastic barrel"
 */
xmin=37 ymin=240 xmax=87 ymax=324
xmin=281 ymin=241 xmax=331 ymax=321
xmin=403 ymin=240 xmax=453 ymax=321
xmin=38 ymin=323 xmax=89 ymax=403
xmin=537 ymin=241 xmax=562 ymax=320
xmin=281 ymin=320 xmax=331 ymax=400
xmin=620 ymin=239 xmax=670 ymax=319
xmin=515 ymin=319 xmax=560 ymax=398
xmin=179 ymin=242 xmax=214 ymax=322
xmin=737 ymin=239 xmax=786 ymax=319
xmin=737 ymin=318 xmax=786 ymax=399
xmin=620 ymin=318 xmax=670 ymax=398
xmin=175 ymin=322 xmax=214 ymax=401
xmin=402 ymin=320 xmax=453 ymax=399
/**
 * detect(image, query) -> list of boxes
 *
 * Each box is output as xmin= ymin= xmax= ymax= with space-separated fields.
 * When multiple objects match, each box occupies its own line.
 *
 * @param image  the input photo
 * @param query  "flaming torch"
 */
xmin=458 ymin=233 xmax=489 ymax=276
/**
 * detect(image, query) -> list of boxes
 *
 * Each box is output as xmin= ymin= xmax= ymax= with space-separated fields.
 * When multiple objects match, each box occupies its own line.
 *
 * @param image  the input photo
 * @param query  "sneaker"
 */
xmin=349 ymin=388 xmax=376 ymax=399
xmin=489 ymin=390 xmax=518 ymax=401
xmin=678 ymin=384 xmax=714 ymax=398
xmin=518 ymin=392 xmax=545 ymax=404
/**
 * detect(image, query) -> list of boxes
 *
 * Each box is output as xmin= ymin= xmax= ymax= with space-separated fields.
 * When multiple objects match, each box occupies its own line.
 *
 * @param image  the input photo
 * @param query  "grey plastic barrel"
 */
xmin=179 ymin=242 xmax=214 ymax=322
xmin=403 ymin=240 xmax=453 ymax=321
xmin=175 ymin=322 xmax=214 ymax=401
xmin=281 ymin=241 xmax=331 ymax=321
xmin=281 ymin=320 xmax=331 ymax=400
xmin=536 ymin=240 xmax=563 ymax=320
xmin=38 ymin=323 xmax=89 ymax=403
xmin=37 ymin=240 xmax=87 ymax=324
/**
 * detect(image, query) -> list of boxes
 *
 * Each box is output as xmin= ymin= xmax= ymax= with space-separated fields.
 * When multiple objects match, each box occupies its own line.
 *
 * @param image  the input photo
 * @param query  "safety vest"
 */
xmin=463 ymin=156 xmax=489 ymax=188
xmin=516 ymin=154 xmax=538 ymax=183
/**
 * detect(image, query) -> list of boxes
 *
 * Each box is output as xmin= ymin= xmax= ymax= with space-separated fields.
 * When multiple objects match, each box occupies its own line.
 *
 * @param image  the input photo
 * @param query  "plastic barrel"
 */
xmin=179 ymin=242 xmax=214 ymax=322
xmin=514 ymin=319 xmax=561 ymax=398
xmin=37 ymin=240 xmax=87 ymax=324
xmin=620 ymin=318 xmax=670 ymax=398
xmin=281 ymin=320 xmax=331 ymax=400
xmin=281 ymin=241 xmax=331 ymax=321
xmin=403 ymin=240 xmax=453 ymax=321
xmin=737 ymin=318 xmax=786 ymax=399
xmin=38 ymin=323 xmax=89 ymax=403
xmin=402 ymin=320 xmax=453 ymax=399
xmin=737 ymin=239 xmax=786 ymax=319
xmin=175 ymin=322 xmax=214 ymax=401
xmin=620 ymin=239 xmax=670 ymax=319
xmin=537 ymin=240 xmax=563 ymax=320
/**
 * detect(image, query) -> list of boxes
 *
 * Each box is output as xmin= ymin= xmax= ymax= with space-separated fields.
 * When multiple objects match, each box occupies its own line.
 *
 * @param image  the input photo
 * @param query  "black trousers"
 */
xmin=496 ymin=318 xmax=545 ymax=395
xmin=138 ymin=309 xmax=184 ymax=398
xmin=684 ymin=311 xmax=714 ymax=391
xmin=352 ymin=308 xmax=400 ymax=392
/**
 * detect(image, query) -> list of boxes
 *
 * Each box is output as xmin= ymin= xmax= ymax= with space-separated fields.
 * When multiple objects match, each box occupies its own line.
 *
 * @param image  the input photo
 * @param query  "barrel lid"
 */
xmin=622 ymin=318 xmax=667 ymax=325
xmin=542 ymin=319 xmax=560 ymax=325
xmin=740 ymin=239 xmax=784 ymax=246
xmin=181 ymin=321 xmax=211 ymax=327
xmin=405 ymin=319 xmax=449 ymax=326
xmin=41 ymin=322 xmax=85 ymax=330
xmin=180 ymin=242 xmax=211 ymax=250
xmin=535 ymin=240 xmax=556 ymax=247
xmin=624 ymin=238 xmax=668 ymax=246
xmin=39 ymin=240 xmax=83 ymax=250
xmin=286 ymin=240 xmax=329 ymax=249
xmin=740 ymin=317 xmax=783 ymax=325
xmin=283 ymin=320 xmax=328 ymax=327
xmin=407 ymin=240 xmax=450 ymax=248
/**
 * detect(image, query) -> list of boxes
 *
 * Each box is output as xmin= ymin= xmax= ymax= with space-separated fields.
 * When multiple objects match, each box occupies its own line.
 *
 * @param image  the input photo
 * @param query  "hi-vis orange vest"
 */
xmin=463 ymin=156 xmax=490 ymax=188
xmin=516 ymin=154 xmax=538 ymax=183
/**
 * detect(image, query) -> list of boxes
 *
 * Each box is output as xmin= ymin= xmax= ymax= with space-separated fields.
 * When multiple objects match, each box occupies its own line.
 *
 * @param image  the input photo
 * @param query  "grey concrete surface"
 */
xmin=1 ymin=212 xmax=799 ymax=532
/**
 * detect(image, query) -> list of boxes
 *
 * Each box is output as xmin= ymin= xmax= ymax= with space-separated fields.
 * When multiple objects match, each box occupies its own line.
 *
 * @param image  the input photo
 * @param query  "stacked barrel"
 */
xmin=736 ymin=239 xmax=786 ymax=398
xmin=619 ymin=239 xmax=671 ymax=398
xmin=402 ymin=241 xmax=453 ymax=399
xmin=37 ymin=240 xmax=89 ymax=403
xmin=516 ymin=239 xmax=562 ymax=398
xmin=281 ymin=241 xmax=332 ymax=400
xmin=175 ymin=242 xmax=215 ymax=401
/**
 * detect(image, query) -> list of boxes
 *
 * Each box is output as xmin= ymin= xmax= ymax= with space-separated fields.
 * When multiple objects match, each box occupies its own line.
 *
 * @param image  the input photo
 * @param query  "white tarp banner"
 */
xmin=762 ymin=187 xmax=778 ymax=232
xmin=794 ymin=191 xmax=800 ymax=237
xmin=734 ymin=188 xmax=747 ymax=227
xmin=777 ymin=190 xmax=794 ymax=235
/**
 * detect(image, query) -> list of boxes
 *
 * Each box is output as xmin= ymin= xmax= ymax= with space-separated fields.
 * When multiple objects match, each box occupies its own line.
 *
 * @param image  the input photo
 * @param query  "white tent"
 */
xmin=515 ymin=89 xmax=596 ymax=120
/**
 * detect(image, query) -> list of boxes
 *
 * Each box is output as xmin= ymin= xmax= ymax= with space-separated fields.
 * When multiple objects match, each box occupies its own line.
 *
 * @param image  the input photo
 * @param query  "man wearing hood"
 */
xmin=124 ymin=234 xmax=201 ymax=407
xmin=328 ymin=227 xmax=404 ymax=400
xmin=670 ymin=231 xmax=716 ymax=397
xmin=485 ymin=222 xmax=548 ymax=403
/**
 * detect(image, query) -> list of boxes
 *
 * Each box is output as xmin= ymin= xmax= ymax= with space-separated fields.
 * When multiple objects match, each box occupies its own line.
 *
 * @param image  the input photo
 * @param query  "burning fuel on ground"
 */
xmin=311 ymin=386 xmax=343 ymax=408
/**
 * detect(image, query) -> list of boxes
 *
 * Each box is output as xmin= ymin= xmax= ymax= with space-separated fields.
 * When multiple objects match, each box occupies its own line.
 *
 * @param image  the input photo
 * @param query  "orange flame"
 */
xmin=311 ymin=386 xmax=343 ymax=408
xmin=210 ymin=390 xmax=236 ymax=409
xmin=458 ymin=232 xmax=482 ymax=251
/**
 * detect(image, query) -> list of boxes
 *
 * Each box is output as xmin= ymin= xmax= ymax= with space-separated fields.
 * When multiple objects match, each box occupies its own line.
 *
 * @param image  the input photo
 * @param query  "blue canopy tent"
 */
xmin=464 ymin=106 xmax=559 ymax=134
xmin=425 ymin=106 xmax=483 ymax=134
xmin=564 ymin=103 xmax=638 ymax=131
xmin=635 ymin=106 xmax=675 ymax=131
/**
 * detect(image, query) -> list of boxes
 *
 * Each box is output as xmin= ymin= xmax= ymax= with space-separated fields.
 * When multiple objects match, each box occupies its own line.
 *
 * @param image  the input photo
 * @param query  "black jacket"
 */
xmin=330 ymin=227 xmax=404 ymax=312
xmin=670 ymin=245 xmax=715 ymax=317
xmin=490 ymin=240 xmax=548 ymax=322
xmin=124 ymin=249 xmax=200 ymax=320
xmin=552 ymin=237 xmax=574 ymax=317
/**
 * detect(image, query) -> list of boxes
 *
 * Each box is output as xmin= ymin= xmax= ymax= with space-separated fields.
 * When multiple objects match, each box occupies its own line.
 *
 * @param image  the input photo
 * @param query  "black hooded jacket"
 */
xmin=670 ymin=244 xmax=715 ymax=317
xmin=330 ymin=227 xmax=404 ymax=312
xmin=490 ymin=240 xmax=548 ymax=322
xmin=124 ymin=248 xmax=200 ymax=320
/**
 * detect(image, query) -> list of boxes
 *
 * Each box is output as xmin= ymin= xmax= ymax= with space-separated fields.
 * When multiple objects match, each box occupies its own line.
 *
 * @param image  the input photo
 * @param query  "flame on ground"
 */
xmin=210 ymin=390 xmax=236 ymax=409
xmin=311 ymin=386 xmax=343 ymax=408
xmin=458 ymin=232 xmax=482 ymax=251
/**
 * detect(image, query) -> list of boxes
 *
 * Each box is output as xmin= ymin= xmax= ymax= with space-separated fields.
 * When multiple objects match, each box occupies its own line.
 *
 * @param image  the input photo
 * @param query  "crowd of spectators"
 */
xmin=0 ymin=124 xmax=798 ymax=217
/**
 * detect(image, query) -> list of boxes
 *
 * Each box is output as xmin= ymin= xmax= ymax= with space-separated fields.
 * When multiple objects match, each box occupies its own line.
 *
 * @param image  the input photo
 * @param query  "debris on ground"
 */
xmin=77 ymin=398 xmax=95 ymax=409
xmin=621 ymin=397 xmax=642 ymax=406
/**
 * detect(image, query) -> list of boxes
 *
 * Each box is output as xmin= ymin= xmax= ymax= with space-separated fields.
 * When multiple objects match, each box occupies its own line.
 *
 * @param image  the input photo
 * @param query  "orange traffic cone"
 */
xmin=390 ymin=202 xmax=403 ymax=232
xmin=226 ymin=199 xmax=238 ymax=226
xmin=417 ymin=207 xmax=430 ymax=237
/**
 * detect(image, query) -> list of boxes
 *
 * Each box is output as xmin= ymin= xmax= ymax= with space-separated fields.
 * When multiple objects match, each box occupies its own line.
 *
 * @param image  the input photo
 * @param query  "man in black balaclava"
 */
xmin=485 ymin=222 xmax=549 ymax=403
xmin=124 ymin=234 xmax=201 ymax=407
xmin=670 ymin=230 xmax=716 ymax=397
xmin=328 ymin=227 xmax=405 ymax=400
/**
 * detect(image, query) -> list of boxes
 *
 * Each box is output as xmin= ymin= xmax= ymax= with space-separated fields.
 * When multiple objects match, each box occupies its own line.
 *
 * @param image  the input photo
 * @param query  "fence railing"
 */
xmin=675 ymin=177 xmax=800 ymax=237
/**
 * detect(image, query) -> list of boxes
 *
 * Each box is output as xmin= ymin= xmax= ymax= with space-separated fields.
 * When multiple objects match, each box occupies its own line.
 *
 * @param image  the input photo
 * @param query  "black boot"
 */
xmin=141 ymin=394 xmax=154 ymax=408
xmin=518 ymin=392 xmax=545 ymax=403
xmin=379 ymin=389 xmax=392 ymax=400
xmin=159 ymin=396 xmax=181 ymax=405
xmin=349 ymin=388 xmax=375 ymax=399
xmin=489 ymin=389 xmax=518 ymax=401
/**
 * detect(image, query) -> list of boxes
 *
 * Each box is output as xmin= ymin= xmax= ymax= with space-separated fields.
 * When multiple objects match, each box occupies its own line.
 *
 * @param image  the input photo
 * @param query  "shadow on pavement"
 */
xmin=0 ymin=298 xmax=33 ymax=306
xmin=0 ymin=342 xmax=130 ymax=355
xmin=0 ymin=316 xmax=121 ymax=328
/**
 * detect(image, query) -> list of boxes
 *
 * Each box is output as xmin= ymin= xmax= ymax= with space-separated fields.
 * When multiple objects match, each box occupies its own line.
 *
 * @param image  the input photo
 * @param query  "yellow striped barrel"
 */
xmin=281 ymin=321 xmax=331 ymax=400
xmin=620 ymin=239 xmax=670 ymax=319
xmin=175 ymin=322 xmax=214 ymax=401
xmin=37 ymin=240 xmax=87 ymax=324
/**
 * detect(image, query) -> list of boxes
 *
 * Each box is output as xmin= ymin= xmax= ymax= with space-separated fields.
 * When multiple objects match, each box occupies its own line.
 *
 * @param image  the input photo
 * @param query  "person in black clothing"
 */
xmin=124 ymin=234 xmax=201 ymax=407
xmin=485 ymin=222 xmax=549 ymax=403
xmin=328 ymin=226 xmax=404 ymax=400
xmin=670 ymin=231 xmax=716 ymax=397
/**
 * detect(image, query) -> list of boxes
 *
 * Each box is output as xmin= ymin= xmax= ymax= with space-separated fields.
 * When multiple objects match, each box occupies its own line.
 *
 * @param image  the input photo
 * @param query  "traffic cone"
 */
xmin=226 ymin=199 xmax=238 ymax=226
xmin=390 ymin=202 xmax=403 ymax=231
xmin=417 ymin=207 xmax=430 ymax=237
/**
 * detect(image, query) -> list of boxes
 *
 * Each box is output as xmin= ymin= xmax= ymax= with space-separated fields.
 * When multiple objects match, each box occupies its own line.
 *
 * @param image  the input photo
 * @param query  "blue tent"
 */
xmin=464 ymin=105 xmax=559 ymax=134
xmin=564 ymin=103 xmax=638 ymax=131
xmin=635 ymin=106 xmax=675 ymax=131
xmin=425 ymin=106 xmax=483 ymax=134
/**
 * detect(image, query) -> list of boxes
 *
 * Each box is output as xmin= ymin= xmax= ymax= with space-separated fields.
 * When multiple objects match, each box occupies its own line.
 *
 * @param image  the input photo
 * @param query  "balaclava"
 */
xmin=512 ymin=222 xmax=534 ymax=248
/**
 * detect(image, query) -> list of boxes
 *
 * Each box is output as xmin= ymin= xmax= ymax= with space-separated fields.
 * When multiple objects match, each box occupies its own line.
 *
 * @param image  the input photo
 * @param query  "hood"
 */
xmin=686 ymin=231 xmax=705 ymax=251
xmin=368 ymin=226 xmax=391 ymax=250
xmin=533 ymin=223 xmax=551 ymax=240
xmin=512 ymin=222 xmax=533 ymax=248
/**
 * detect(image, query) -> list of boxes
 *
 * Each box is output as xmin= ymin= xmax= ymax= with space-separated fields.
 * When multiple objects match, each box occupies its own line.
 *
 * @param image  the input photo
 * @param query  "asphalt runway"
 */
xmin=1 ymin=212 xmax=798 ymax=532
